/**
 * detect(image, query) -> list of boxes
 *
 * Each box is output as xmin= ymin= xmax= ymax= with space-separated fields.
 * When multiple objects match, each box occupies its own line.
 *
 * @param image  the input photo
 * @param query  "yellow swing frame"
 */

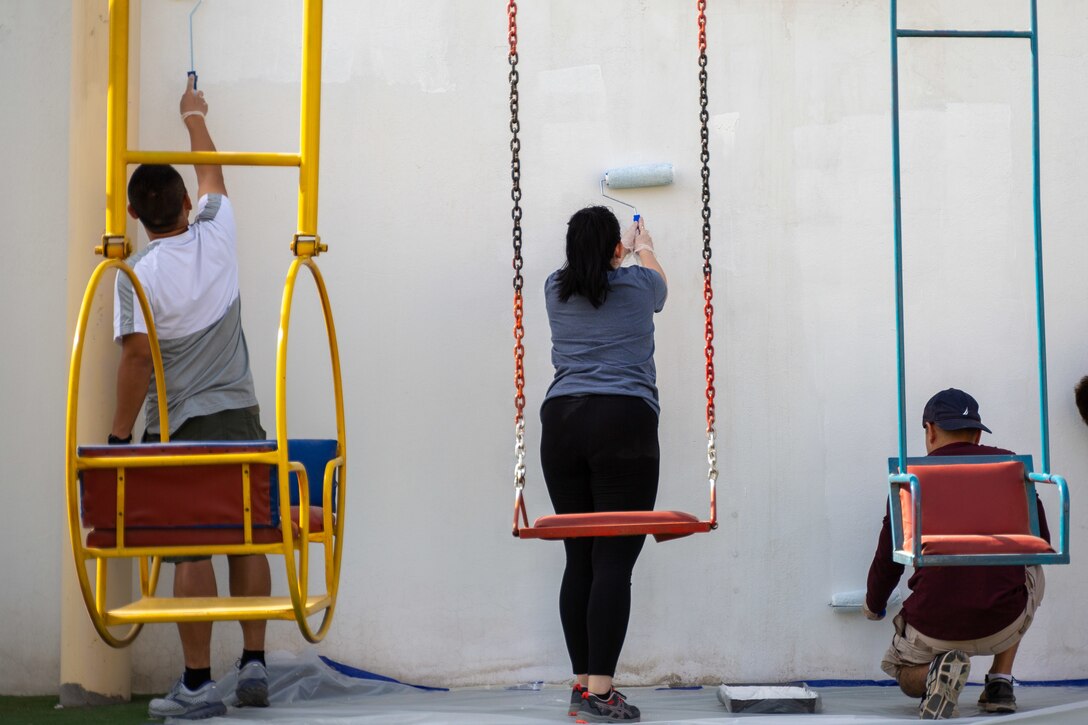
xmin=64 ymin=0 xmax=347 ymax=648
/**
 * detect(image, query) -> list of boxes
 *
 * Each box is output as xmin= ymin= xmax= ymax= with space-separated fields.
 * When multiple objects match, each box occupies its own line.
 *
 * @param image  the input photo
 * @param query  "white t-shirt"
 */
xmin=114 ymin=194 xmax=258 ymax=434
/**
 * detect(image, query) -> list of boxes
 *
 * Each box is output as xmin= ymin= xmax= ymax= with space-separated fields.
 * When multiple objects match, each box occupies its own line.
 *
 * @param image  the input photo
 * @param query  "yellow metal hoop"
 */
xmin=274 ymin=256 xmax=348 ymax=642
xmin=65 ymin=258 xmax=168 ymax=646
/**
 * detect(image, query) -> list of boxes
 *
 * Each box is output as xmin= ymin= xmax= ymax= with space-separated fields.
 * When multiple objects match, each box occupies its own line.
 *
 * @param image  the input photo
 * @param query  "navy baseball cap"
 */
xmin=922 ymin=388 xmax=992 ymax=433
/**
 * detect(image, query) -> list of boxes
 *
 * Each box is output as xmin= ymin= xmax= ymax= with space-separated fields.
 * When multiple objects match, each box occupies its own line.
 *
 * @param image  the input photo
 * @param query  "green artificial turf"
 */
xmin=0 ymin=695 xmax=156 ymax=724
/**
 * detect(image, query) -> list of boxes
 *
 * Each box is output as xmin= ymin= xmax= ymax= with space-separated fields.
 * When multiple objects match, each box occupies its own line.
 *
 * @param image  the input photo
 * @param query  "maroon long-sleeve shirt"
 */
xmin=865 ymin=442 xmax=1051 ymax=641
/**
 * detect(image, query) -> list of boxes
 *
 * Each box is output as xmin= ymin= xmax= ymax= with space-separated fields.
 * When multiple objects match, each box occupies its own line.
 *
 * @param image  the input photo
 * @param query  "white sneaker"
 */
xmin=148 ymin=678 xmax=227 ymax=720
xmin=919 ymin=650 xmax=970 ymax=720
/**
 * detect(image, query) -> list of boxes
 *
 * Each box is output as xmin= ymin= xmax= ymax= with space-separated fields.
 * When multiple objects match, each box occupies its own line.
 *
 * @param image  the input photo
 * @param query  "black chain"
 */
xmin=509 ymin=30 xmax=523 ymax=293
xmin=697 ymin=1 xmax=716 ymax=432
xmin=509 ymin=1 xmax=526 ymax=423
xmin=699 ymin=52 xmax=711 ymax=276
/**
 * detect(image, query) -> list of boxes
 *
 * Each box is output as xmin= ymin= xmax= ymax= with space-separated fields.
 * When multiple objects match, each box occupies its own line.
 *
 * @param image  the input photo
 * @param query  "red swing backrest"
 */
xmin=900 ymin=461 xmax=1050 ymax=555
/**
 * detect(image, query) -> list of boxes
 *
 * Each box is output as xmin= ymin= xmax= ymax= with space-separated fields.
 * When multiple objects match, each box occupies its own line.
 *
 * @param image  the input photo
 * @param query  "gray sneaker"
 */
xmin=919 ymin=650 xmax=970 ymax=720
xmin=147 ymin=678 xmax=227 ymax=720
xmin=235 ymin=660 xmax=270 ymax=708
xmin=578 ymin=689 xmax=640 ymax=722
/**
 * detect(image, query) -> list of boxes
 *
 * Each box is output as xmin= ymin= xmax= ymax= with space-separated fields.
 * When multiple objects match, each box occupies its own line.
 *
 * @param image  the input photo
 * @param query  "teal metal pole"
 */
xmin=890 ymin=0 xmax=908 ymax=472
xmin=1029 ymin=0 xmax=1050 ymax=473
xmin=897 ymin=29 xmax=1031 ymax=39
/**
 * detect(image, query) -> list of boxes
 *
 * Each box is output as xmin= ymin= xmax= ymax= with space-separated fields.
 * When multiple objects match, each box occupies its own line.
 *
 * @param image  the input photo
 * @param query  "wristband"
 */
xmin=181 ymin=110 xmax=206 ymax=120
xmin=634 ymin=246 xmax=655 ymax=254
xmin=108 ymin=433 xmax=132 ymax=445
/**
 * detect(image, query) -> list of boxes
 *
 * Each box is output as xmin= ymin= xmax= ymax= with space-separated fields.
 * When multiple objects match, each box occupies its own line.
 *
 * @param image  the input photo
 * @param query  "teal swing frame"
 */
xmin=886 ymin=0 xmax=1070 ymax=568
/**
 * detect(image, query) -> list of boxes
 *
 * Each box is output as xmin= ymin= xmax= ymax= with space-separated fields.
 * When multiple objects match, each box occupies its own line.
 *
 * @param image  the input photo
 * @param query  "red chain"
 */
xmin=508 ymin=0 xmax=518 ymax=56
xmin=704 ymin=280 xmax=716 ymax=431
xmin=697 ymin=0 xmax=707 ymax=52
xmin=514 ymin=294 xmax=525 ymax=420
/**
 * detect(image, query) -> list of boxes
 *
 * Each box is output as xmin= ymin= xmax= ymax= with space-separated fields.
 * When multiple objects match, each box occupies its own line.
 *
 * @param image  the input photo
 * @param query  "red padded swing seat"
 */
xmin=899 ymin=461 xmax=1054 ymax=557
xmin=518 ymin=510 xmax=712 ymax=542
xmin=79 ymin=441 xmax=331 ymax=550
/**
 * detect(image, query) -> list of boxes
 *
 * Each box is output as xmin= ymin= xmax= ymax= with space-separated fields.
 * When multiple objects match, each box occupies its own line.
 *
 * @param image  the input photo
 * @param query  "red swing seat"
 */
xmin=888 ymin=456 xmax=1068 ymax=567
xmin=517 ymin=510 xmax=714 ymax=542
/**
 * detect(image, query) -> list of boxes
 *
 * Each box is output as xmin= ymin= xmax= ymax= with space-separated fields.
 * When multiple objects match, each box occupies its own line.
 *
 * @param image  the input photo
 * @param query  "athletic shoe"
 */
xmin=919 ymin=650 xmax=970 ymax=720
xmin=978 ymin=675 xmax=1017 ymax=714
xmin=578 ymin=689 xmax=640 ymax=722
xmin=235 ymin=660 xmax=270 ymax=708
xmin=147 ymin=678 xmax=227 ymax=720
xmin=569 ymin=683 xmax=586 ymax=716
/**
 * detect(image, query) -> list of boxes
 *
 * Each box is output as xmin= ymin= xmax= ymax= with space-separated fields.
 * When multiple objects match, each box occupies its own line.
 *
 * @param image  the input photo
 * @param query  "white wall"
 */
xmin=3 ymin=0 xmax=1088 ymax=694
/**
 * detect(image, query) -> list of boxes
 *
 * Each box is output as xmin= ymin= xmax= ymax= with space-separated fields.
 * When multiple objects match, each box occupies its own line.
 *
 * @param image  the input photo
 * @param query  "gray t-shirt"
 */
xmin=114 ymin=194 xmax=258 ymax=434
xmin=543 ymin=265 xmax=667 ymax=414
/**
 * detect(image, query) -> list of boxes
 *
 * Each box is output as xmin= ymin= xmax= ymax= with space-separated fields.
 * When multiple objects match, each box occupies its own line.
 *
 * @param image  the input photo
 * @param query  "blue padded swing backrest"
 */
xmin=271 ymin=439 xmax=339 ymax=511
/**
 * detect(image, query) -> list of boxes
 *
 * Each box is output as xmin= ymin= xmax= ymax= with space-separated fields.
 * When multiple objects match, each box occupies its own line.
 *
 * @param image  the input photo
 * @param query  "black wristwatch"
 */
xmin=107 ymin=433 xmax=133 ymax=445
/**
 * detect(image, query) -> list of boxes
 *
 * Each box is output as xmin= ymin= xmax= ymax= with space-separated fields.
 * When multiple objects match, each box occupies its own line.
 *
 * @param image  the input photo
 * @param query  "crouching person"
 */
xmin=864 ymin=389 xmax=1048 ymax=719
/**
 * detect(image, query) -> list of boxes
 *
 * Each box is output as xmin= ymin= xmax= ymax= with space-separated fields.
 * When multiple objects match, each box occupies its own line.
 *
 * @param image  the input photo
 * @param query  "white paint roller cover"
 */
xmin=603 ymin=163 xmax=675 ymax=189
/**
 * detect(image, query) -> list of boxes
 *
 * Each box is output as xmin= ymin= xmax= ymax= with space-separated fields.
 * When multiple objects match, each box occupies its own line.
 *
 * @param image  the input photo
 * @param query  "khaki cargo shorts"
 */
xmin=880 ymin=566 xmax=1045 ymax=679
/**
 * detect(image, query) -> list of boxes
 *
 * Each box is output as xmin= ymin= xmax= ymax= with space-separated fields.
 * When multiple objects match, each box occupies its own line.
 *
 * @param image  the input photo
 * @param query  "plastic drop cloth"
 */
xmin=189 ymin=651 xmax=1088 ymax=724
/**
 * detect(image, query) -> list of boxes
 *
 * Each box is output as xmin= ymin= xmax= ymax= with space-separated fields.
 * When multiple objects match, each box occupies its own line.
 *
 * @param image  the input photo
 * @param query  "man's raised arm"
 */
xmin=180 ymin=75 xmax=227 ymax=199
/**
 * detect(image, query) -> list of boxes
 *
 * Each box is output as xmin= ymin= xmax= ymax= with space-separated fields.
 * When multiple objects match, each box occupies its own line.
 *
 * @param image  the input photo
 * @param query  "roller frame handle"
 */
xmin=187 ymin=70 xmax=198 ymax=90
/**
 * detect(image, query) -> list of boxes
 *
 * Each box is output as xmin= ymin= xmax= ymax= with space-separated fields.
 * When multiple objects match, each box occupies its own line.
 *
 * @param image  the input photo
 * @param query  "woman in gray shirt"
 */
xmin=540 ymin=205 xmax=667 ymax=723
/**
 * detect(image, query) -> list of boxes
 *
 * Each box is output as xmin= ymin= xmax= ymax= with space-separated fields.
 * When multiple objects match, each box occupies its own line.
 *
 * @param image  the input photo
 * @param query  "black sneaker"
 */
xmin=919 ymin=650 xmax=970 ymax=720
xmin=578 ymin=689 xmax=640 ymax=722
xmin=569 ymin=683 xmax=586 ymax=716
xmin=978 ymin=675 xmax=1017 ymax=714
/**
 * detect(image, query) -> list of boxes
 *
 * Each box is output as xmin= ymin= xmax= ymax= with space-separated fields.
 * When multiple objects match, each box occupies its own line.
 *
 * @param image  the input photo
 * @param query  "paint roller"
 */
xmin=600 ymin=162 xmax=674 ymax=222
xmin=187 ymin=0 xmax=203 ymax=88
xmin=829 ymin=589 xmax=904 ymax=612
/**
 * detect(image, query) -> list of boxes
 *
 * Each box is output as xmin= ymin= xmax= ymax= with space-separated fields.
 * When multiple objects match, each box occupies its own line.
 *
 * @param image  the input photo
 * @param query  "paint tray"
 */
xmin=717 ymin=684 xmax=821 ymax=714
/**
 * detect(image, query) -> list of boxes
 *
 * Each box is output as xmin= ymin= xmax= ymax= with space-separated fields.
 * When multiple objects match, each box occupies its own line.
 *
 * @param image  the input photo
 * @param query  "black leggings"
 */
xmin=539 ymin=395 xmax=659 ymax=676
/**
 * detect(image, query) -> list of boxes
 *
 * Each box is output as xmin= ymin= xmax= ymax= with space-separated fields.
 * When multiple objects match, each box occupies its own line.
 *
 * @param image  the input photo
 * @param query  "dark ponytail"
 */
xmin=555 ymin=206 xmax=620 ymax=308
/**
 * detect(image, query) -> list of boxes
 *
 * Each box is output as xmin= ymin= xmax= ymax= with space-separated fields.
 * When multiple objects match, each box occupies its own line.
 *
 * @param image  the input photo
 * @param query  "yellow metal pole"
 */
xmin=127 ymin=150 xmax=301 ymax=167
xmin=105 ymin=0 xmax=129 ymax=252
xmin=297 ymin=0 xmax=323 ymax=239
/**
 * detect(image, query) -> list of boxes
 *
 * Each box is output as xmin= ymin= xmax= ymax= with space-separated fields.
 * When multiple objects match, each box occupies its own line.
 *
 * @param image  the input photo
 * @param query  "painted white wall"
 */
xmin=4 ymin=0 xmax=1088 ymax=694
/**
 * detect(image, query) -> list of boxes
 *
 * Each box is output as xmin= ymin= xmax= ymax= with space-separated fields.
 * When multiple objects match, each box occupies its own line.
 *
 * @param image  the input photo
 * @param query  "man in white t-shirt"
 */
xmin=110 ymin=78 xmax=270 ymax=720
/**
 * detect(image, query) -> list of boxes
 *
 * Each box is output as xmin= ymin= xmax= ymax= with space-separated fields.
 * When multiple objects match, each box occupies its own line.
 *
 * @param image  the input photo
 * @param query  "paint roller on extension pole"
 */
xmin=600 ymin=162 xmax=674 ymax=222
xmin=187 ymin=0 xmax=203 ymax=89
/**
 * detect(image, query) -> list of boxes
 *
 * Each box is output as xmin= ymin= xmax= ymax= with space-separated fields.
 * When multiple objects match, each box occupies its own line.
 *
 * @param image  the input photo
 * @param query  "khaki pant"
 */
xmin=881 ymin=566 xmax=1045 ymax=679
